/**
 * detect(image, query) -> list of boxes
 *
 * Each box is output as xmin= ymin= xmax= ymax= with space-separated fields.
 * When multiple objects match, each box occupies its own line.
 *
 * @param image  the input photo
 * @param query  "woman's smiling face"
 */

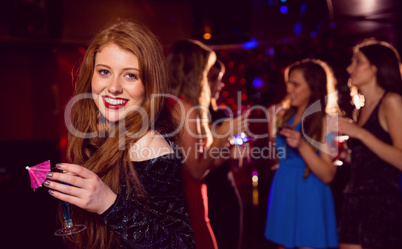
xmin=91 ymin=43 xmax=145 ymax=123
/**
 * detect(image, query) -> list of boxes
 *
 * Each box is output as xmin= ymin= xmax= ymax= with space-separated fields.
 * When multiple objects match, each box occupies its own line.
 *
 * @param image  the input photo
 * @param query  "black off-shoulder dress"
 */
xmin=101 ymin=150 xmax=195 ymax=249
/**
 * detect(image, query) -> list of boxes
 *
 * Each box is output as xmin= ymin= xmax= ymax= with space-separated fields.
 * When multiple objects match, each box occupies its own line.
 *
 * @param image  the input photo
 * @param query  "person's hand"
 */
xmin=338 ymin=117 xmax=363 ymax=139
xmin=45 ymin=163 xmax=117 ymax=215
xmin=339 ymin=147 xmax=352 ymax=163
xmin=230 ymin=143 xmax=251 ymax=160
xmin=279 ymin=128 xmax=302 ymax=148
xmin=214 ymin=113 xmax=248 ymax=140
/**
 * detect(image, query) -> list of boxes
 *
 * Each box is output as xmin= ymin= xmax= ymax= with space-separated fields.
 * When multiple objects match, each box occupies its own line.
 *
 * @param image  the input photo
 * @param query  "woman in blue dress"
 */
xmin=264 ymin=58 xmax=339 ymax=249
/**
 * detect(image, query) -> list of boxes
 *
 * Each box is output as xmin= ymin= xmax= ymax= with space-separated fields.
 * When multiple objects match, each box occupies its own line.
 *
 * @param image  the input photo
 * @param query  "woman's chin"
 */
xmin=101 ymin=111 xmax=126 ymax=123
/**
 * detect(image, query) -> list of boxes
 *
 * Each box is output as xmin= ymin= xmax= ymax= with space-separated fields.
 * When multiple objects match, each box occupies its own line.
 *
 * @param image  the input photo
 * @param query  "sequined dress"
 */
xmin=101 ymin=149 xmax=196 ymax=249
xmin=339 ymin=92 xmax=402 ymax=248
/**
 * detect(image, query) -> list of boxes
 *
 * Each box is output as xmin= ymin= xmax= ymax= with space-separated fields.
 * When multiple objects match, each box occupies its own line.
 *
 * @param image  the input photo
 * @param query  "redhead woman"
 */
xmin=44 ymin=19 xmax=195 ymax=249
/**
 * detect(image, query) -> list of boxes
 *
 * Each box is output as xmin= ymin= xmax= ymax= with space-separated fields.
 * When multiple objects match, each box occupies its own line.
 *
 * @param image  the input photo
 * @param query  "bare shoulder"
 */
xmin=379 ymin=92 xmax=402 ymax=132
xmin=129 ymin=130 xmax=174 ymax=162
xmin=382 ymin=92 xmax=402 ymax=109
xmin=172 ymin=98 xmax=194 ymax=114
xmin=171 ymin=98 xmax=196 ymax=122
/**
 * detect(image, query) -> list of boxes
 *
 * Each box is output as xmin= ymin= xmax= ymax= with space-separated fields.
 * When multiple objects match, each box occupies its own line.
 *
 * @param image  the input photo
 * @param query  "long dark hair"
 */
xmin=356 ymin=39 xmax=402 ymax=95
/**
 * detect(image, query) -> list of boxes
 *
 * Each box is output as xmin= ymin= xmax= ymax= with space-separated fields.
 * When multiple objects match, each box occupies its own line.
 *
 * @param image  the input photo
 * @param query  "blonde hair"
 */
xmin=167 ymin=39 xmax=216 ymax=146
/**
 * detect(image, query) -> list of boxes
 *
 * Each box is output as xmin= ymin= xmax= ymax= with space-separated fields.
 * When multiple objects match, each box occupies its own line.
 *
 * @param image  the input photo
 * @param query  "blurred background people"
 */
xmin=264 ymin=58 xmax=339 ymax=249
xmin=166 ymin=39 xmax=247 ymax=249
xmin=338 ymin=39 xmax=402 ymax=249
xmin=205 ymin=59 xmax=243 ymax=249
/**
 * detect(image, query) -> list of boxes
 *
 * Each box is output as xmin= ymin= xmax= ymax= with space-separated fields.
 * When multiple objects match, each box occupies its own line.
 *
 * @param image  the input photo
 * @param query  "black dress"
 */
xmin=101 ymin=150 xmax=195 ymax=249
xmin=205 ymin=106 xmax=243 ymax=249
xmin=339 ymin=92 xmax=402 ymax=248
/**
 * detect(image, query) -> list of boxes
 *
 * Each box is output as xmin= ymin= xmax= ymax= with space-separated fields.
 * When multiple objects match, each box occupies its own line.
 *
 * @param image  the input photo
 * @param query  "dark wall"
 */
xmin=0 ymin=141 xmax=64 ymax=249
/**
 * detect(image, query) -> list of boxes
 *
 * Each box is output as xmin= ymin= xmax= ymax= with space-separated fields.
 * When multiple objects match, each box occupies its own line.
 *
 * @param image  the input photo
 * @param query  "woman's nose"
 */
xmin=108 ymin=77 xmax=123 ymax=95
xmin=346 ymin=65 xmax=352 ymax=75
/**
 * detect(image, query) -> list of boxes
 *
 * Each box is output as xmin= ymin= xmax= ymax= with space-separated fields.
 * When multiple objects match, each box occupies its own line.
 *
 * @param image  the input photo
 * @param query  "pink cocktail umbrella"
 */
xmin=26 ymin=160 xmax=51 ymax=190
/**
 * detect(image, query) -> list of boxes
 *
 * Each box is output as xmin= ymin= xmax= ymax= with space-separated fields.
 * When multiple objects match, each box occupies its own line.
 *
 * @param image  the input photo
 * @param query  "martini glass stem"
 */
xmin=62 ymin=202 xmax=73 ymax=228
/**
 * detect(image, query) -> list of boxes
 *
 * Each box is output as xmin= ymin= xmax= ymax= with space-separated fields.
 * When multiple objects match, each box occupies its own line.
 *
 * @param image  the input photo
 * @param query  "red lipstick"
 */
xmin=102 ymin=95 xmax=128 ymax=109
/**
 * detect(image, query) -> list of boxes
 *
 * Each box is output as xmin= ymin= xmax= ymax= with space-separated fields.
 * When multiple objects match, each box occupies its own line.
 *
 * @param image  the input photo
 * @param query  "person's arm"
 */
xmin=267 ymin=104 xmax=286 ymax=169
xmin=279 ymin=117 xmax=337 ymax=184
xmin=172 ymin=101 xmax=246 ymax=181
xmin=339 ymin=93 xmax=402 ymax=170
xmin=267 ymin=103 xmax=287 ymax=141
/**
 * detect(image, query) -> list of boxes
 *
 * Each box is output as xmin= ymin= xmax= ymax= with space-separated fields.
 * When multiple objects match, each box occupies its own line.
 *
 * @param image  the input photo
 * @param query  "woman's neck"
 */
xmin=359 ymin=84 xmax=385 ymax=106
xmin=291 ymin=106 xmax=306 ymax=126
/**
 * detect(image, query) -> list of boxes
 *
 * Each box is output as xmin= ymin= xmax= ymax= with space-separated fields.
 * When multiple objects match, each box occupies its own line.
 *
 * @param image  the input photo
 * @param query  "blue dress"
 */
xmin=264 ymin=118 xmax=338 ymax=249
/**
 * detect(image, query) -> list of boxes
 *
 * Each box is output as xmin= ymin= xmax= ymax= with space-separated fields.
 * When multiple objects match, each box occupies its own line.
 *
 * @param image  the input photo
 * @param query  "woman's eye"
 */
xmin=125 ymin=73 xmax=139 ymax=80
xmin=99 ymin=69 xmax=110 ymax=76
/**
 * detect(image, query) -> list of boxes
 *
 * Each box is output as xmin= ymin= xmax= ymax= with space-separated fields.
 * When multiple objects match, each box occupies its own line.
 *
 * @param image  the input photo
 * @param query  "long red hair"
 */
xmin=62 ymin=19 xmax=170 ymax=249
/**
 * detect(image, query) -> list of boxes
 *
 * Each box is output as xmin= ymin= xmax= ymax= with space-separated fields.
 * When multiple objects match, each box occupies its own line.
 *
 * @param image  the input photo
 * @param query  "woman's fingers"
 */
xmin=55 ymin=163 xmax=93 ymax=179
xmin=338 ymin=117 xmax=354 ymax=134
xmin=46 ymin=170 xmax=85 ymax=188
xmin=279 ymin=128 xmax=301 ymax=148
xmin=279 ymin=128 xmax=294 ymax=137
xmin=48 ymin=187 xmax=81 ymax=206
xmin=45 ymin=179 xmax=81 ymax=197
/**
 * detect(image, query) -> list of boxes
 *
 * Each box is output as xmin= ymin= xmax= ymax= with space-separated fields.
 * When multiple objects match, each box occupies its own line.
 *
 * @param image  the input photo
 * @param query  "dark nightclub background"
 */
xmin=0 ymin=1 xmax=401 ymax=248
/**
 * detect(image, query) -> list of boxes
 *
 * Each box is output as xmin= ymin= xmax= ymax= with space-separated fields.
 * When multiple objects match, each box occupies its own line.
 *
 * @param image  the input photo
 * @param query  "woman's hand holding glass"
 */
xmin=211 ymin=113 xmax=249 ymax=169
xmin=332 ymin=116 xmax=357 ymax=165
xmin=213 ymin=113 xmax=248 ymax=147
xmin=338 ymin=117 xmax=364 ymax=139
xmin=46 ymin=163 xmax=117 ymax=215
xmin=217 ymin=113 xmax=248 ymax=137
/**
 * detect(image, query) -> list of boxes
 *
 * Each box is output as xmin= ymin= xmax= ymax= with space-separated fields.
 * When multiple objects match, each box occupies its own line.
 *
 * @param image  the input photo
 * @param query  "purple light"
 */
xmin=300 ymin=3 xmax=307 ymax=15
xmin=268 ymin=47 xmax=275 ymax=57
xmin=243 ymin=37 xmax=258 ymax=49
xmin=252 ymin=77 xmax=264 ymax=89
xmin=280 ymin=5 xmax=288 ymax=14
xmin=293 ymin=22 xmax=302 ymax=34
xmin=310 ymin=31 xmax=317 ymax=38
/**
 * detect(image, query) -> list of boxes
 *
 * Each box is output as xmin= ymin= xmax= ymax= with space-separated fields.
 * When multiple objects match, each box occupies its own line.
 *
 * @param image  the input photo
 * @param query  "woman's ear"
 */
xmin=371 ymin=65 xmax=378 ymax=73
